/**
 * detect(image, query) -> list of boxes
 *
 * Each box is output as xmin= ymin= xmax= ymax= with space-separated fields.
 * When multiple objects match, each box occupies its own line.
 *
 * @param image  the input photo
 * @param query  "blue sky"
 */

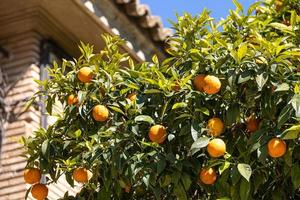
xmin=141 ymin=0 xmax=256 ymax=28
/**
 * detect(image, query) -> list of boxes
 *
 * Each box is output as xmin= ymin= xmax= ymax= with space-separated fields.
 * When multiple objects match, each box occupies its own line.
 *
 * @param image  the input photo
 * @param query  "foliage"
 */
xmin=23 ymin=0 xmax=300 ymax=199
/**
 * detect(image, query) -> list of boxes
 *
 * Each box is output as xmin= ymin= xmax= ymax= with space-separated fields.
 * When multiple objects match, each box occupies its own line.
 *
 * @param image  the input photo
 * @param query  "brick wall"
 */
xmin=0 ymin=31 xmax=78 ymax=200
xmin=0 ymin=31 xmax=41 ymax=200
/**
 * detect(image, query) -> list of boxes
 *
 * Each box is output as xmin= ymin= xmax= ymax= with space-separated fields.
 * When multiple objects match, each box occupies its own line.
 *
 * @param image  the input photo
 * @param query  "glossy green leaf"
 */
xmin=237 ymin=163 xmax=252 ymax=182
xmin=134 ymin=115 xmax=155 ymax=124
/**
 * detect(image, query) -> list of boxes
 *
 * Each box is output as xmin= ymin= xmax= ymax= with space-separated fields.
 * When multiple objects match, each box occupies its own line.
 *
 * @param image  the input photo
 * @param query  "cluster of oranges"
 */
xmin=64 ymin=68 xmax=288 ymax=188
xmin=24 ymin=167 xmax=91 ymax=199
xmin=23 ymin=168 xmax=48 ymax=200
xmin=67 ymin=67 xmax=137 ymax=123
xmin=191 ymin=74 xmax=287 ymax=185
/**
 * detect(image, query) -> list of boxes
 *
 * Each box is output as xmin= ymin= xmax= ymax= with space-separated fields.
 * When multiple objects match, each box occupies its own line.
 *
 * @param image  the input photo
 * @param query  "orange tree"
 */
xmin=23 ymin=0 xmax=300 ymax=199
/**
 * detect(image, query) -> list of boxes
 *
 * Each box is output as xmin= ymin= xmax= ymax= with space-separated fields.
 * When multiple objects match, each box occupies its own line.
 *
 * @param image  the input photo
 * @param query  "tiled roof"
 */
xmin=114 ymin=0 xmax=173 ymax=42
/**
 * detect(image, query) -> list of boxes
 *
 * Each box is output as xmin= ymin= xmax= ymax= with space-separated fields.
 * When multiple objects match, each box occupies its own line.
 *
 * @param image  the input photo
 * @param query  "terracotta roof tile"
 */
xmin=114 ymin=0 xmax=173 ymax=42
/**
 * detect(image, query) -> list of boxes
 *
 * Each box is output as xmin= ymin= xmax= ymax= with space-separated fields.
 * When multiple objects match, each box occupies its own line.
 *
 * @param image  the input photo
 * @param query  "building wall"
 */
xmin=0 ymin=31 xmax=78 ymax=200
xmin=0 ymin=31 xmax=41 ymax=200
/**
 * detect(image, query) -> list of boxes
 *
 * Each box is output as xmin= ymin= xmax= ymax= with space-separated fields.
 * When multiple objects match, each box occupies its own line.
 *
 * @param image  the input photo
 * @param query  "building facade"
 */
xmin=0 ymin=0 xmax=171 ymax=199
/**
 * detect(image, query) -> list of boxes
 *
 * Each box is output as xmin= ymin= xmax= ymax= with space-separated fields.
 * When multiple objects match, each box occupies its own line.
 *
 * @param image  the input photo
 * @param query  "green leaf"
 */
xmin=195 ymin=107 xmax=210 ymax=116
xmin=247 ymin=2 xmax=261 ymax=15
xmin=172 ymin=102 xmax=187 ymax=110
xmin=291 ymin=94 xmax=300 ymax=117
xmin=240 ymin=178 xmax=251 ymax=200
xmin=269 ymin=23 xmax=295 ymax=36
xmin=275 ymin=83 xmax=290 ymax=92
xmin=282 ymin=131 xmax=299 ymax=140
xmin=152 ymin=55 xmax=159 ymax=64
xmin=277 ymin=104 xmax=293 ymax=128
xmin=232 ymin=0 xmax=243 ymax=13
xmin=290 ymin=11 xmax=297 ymax=27
xmin=190 ymin=136 xmax=209 ymax=149
xmin=78 ymin=90 xmax=87 ymax=104
xmin=219 ymin=161 xmax=231 ymax=175
xmin=108 ymin=106 xmax=125 ymax=115
xmin=191 ymin=123 xmax=202 ymax=141
xmin=189 ymin=49 xmax=202 ymax=61
xmin=160 ymin=175 xmax=172 ymax=187
xmin=237 ymin=163 xmax=252 ymax=182
xmin=237 ymin=43 xmax=247 ymax=61
xmin=238 ymin=71 xmax=251 ymax=84
xmin=173 ymin=183 xmax=187 ymax=200
xmin=46 ymin=96 xmax=54 ymax=115
xmin=291 ymin=165 xmax=300 ymax=189
xmin=144 ymin=89 xmax=162 ymax=94
xmin=65 ymin=172 xmax=74 ymax=187
xmin=157 ymin=159 xmax=166 ymax=174
xmin=23 ymin=97 xmax=36 ymax=112
xmin=181 ymin=173 xmax=192 ymax=191
xmin=226 ymin=104 xmax=240 ymax=125
xmin=255 ymin=72 xmax=268 ymax=91
xmin=41 ymin=139 xmax=49 ymax=157
xmin=134 ymin=115 xmax=155 ymax=124
xmin=74 ymin=129 xmax=82 ymax=138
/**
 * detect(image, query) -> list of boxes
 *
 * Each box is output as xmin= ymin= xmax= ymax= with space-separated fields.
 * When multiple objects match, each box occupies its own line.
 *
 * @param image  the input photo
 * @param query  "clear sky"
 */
xmin=141 ymin=0 xmax=256 ymax=28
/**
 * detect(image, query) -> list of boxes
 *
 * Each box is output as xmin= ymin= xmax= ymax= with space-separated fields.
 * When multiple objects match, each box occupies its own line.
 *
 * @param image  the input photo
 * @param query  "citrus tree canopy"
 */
xmin=23 ymin=0 xmax=300 ymax=199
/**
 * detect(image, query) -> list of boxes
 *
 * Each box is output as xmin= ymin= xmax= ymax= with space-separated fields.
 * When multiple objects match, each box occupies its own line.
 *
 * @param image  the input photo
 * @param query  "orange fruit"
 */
xmin=193 ymin=74 xmax=206 ymax=92
xmin=73 ymin=167 xmax=89 ymax=183
xmin=127 ymin=93 xmax=137 ymax=101
xmin=207 ymin=118 xmax=224 ymax=136
xmin=267 ymin=138 xmax=286 ymax=158
xmin=92 ymin=105 xmax=109 ymax=122
xmin=77 ymin=67 xmax=93 ymax=83
xmin=148 ymin=125 xmax=167 ymax=144
xmin=203 ymin=75 xmax=221 ymax=94
xmin=67 ymin=94 xmax=78 ymax=105
xmin=31 ymin=183 xmax=48 ymax=200
xmin=246 ymin=115 xmax=260 ymax=133
xmin=24 ymin=168 xmax=41 ymax=184
xmin=199 ymin=168 xmax=217 ymax=185
xmin=207 ymin=138 xmax=226 ymax=158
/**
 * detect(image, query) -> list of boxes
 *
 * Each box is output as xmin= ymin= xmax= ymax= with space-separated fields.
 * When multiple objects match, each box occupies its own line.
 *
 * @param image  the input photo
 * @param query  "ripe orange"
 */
xmin=207 ymin=118 xmax=224 ymax=136
xmin=31 ymin=183 xmax=48 ymax=200
xmin=24 ymin=168 xmax=41 ymax=184
xmin=203 ymin=75 xmax=221 ymax=94
xmin=148 ymin=125 xmax=167 ymax=144
xmin=92 ymin=105 xmax=109 ymax=122
xmin=73 ymin=167 xmax=88 ymax=183
xmin=207 ymin=138 xmax=226 ymax=158
xmin=77 ymin=67 xmax=93 ymax=83
xmin=267 ymin=138 xmax=286 ymax=158
xmin=246 ymin=115 xmax=260 ymax=133
xmin=127 ymin=93 xmax=137 ymax=101
xmin=193 ymin=74 xmax=206 ymax=92
xmin=67 ymin=94 xmax=78 ymax=105
xmin=199 ymin=168 xmax=217 ymax=185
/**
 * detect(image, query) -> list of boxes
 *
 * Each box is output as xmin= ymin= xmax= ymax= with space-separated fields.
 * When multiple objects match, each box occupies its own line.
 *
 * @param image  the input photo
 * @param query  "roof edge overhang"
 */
xmin=0 ymin=0 xmax=164 ymax=62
